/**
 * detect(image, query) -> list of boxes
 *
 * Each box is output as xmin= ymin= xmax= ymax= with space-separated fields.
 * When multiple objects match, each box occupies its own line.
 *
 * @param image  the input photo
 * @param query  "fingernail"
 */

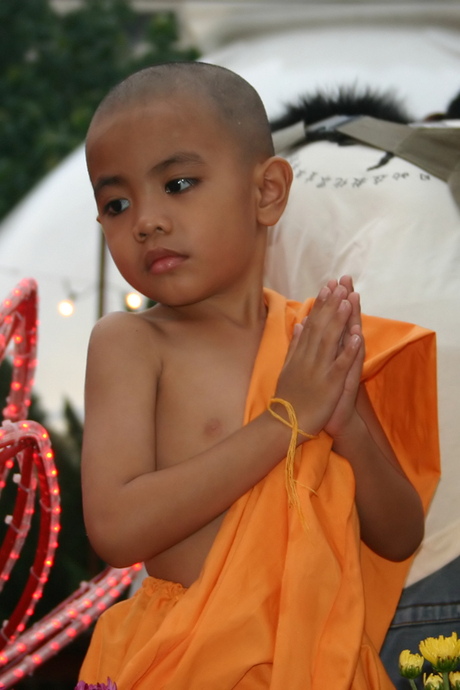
xmin=318 ymin=287 xmax=329 ymax=300
xmin=338 ymin=299 xmax=349 ymax=312
xmin=351 ymin=334 xmax=360 ymax=346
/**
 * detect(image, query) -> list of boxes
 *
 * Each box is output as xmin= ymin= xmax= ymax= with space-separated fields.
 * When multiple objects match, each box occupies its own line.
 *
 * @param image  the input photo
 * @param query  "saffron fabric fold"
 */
xmin=80 ymin=289 xmax=440 ymax=690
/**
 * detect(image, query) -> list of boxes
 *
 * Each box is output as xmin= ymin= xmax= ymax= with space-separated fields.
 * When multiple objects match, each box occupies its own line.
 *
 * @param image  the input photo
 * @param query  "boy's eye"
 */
xmin=165 ymin=178 xmax=195 ymax=194
xmin=104 ymin=198 xmax=130 ymax=216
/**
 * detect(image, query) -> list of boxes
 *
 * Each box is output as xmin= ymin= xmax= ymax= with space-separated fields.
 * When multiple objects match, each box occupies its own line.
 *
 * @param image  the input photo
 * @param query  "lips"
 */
xmin=145 ymin=247 xmax=187 ymax=275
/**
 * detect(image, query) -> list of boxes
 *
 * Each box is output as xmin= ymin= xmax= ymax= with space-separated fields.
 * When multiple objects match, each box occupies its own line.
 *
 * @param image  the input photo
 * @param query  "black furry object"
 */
xmin=270 ymin=86 xmax=412 ymax=138
xmin=446 ymin=89 xmax=460 ymax=119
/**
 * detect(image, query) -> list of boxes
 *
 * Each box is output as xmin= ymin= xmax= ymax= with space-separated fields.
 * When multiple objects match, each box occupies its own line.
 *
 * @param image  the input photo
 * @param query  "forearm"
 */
xmin=332 ymin=411 xmax=424 ymax=562
xmin=84 ymin=410 xmax=294 ymax=567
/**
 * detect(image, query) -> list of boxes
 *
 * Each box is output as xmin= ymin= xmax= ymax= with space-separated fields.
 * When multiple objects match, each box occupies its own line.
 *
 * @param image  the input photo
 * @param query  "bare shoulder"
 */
xmin=87 ymin=307 xmax=170 ymax=373
xmin=89 ymin=308 xmax=160 ymax=353
xmin=84 ymin=309 xmax=166 ymax=444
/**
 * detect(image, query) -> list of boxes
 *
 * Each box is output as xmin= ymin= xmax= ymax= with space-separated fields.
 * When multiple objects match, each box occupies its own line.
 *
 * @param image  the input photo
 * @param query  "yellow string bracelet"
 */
xmin=268 ymin=397 xmax=318 ymax=529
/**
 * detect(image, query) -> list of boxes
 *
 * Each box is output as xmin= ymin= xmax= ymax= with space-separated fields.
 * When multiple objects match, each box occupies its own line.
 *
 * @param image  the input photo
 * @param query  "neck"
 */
xmin=163 ymin=279 xmax=267 ymax=330
xmin=156 ymin=233 xmax=268 ymax=329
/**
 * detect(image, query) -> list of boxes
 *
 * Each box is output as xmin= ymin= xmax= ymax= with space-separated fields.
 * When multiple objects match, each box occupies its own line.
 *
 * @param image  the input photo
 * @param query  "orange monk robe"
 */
xmin=80 ymin=289 xmax=440 ymax=690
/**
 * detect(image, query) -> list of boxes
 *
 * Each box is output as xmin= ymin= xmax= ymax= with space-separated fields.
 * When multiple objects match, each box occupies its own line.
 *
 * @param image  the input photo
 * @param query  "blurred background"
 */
xmin=1 ymin=1 xmax=460 ymax=687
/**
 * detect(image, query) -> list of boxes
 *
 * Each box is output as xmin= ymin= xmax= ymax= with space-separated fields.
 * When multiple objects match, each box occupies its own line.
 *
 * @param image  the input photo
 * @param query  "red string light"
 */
xmin=0 ymin=420 xmax=60 ymax=643
xmin=0 ymin=565 xmax=141 ymax=688
xmin=0 ymin=281 xmax=145 ymax=688
xmin=0 ymin=281 xmax=59 ymax=654
xmin=0 ymin=280 xmax=38 ymax=423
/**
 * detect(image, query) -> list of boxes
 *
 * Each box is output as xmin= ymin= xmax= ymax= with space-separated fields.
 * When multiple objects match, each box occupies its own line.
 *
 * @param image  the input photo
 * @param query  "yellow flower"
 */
xmin=424 ymin=673 xmax=444 ymax=690
xmin=399 ymin=650 xmax=424 ymax=678
xmin=450 ymin=671 xmax=460 ymax=690
xmin=420 ymin=633 xmax=460 ymax=673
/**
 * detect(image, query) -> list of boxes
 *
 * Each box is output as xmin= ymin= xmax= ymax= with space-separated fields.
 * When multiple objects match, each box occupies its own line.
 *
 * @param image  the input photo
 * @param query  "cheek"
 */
xmin=105 ymin=237 xmax=134 ymax=276
xmin=104 ymin=223 xmax=129 ymax=253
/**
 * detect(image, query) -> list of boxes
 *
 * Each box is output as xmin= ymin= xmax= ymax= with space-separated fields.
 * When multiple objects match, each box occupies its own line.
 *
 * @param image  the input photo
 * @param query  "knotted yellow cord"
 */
xmin=268 ymin=397 xmax=318 ymax=529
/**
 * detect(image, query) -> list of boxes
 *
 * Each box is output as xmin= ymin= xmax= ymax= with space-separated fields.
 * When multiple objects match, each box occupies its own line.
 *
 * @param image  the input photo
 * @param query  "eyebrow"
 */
xmin=153 ymin=152 xmax=206 ymax=173
xmin=93 ymin=151 xmax=206 ymax=195
xmin=94 ymin=175 xmax=124 ymax=195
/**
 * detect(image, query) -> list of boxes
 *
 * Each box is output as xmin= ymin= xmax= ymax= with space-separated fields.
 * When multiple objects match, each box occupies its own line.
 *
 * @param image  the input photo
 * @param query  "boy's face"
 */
xmin=86 ymin=95 xmax=267 ymax=308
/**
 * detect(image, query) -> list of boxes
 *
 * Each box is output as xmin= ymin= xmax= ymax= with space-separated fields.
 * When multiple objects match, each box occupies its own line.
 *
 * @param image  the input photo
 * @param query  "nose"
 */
xmin=133 ymin=210 xmax=172 ymax=241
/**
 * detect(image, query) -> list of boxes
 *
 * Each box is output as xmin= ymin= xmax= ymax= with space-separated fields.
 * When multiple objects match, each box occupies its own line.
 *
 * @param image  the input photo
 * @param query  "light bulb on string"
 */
xmin=57 ymin=281 xmax=77 ymax=317
xmin=57 ymin=300 xmax=74 ymax=317
xmin=125 ymin=292 xmax=143 ymax=311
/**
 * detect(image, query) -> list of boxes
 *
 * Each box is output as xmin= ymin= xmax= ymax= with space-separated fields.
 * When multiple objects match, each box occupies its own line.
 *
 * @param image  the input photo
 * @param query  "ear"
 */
xmin=255 ymin=156 xmax=293 ymax=227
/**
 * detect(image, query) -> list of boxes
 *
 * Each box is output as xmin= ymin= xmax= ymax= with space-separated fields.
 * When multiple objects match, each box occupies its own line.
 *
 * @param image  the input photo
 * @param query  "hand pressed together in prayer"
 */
xmin=275 ymin=275 xmax=425 ymax=561
xmin=275 ymin=275 xmax=364 ymax=441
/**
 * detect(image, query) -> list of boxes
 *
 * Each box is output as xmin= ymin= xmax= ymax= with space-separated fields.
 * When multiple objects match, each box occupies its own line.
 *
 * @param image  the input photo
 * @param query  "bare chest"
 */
xmin=155 ymin=334 xmax=258 ymax=470
xmin=146 ymin=324 xmax=262 ymax=586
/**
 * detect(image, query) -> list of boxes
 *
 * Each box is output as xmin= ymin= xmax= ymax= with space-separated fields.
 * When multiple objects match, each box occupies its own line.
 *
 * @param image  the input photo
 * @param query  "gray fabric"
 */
xmin=338 ymin=116 xmax=460 ymax=209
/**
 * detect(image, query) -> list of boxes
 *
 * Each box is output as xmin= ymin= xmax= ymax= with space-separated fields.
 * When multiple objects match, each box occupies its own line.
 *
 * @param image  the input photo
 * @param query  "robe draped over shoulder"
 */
xmin=80 ymin=289 xmax=440 ymax=690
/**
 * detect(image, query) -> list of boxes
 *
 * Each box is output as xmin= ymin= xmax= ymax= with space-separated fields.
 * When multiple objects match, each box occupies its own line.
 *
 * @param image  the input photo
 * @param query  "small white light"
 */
xmin=58 ymin=300 xmax=74 ymax=317
xmin=125 ymin=292 xmax=142 ymax=310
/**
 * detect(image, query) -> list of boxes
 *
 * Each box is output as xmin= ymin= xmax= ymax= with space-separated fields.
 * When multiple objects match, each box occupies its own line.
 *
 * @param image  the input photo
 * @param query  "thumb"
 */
xmin=284 ymin=321 xmax=304 ymax=366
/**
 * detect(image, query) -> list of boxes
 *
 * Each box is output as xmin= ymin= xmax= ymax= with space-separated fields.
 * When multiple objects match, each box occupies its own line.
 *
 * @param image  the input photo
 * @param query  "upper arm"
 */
xmin=81 ymin=312 xmax=161 ymax=549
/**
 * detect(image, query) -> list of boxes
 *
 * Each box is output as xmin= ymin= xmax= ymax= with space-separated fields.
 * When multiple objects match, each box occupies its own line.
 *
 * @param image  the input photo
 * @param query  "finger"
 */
xmin=338 ymin=289 xmax=360 ymax=355
xmin=333 ymin=329 xmax=362 ymax=377
xmin=303 ymin=285 xmax=330 ymax=324
xmin=300 ymin=284 xmax=351 ymax=358
xmin=339 ymin=275 xmax=355 ymax=297
xmin=318 ymin=286 xmax=331 ymax=302
xmin=327 ymin=278 xmax=338 ymax=292
xmin=349 ymin=322 xmax=365 ymax=363
xmin=344 ymin=291 xmax=362 ymax=340
xmin=336 ymin=284 xmax=354 ymax=350
xmin=310 ymin=283 xmax=344 ymax=315
xmin=340 ymin=326 xmax=365 ymax=394
xmin=304 ymin=290 xmax=352 ymax=363
xmin=303 ymin=286 xmax=339 ymax=336
xmin=343 ymin=280 xmax=360 ymax=350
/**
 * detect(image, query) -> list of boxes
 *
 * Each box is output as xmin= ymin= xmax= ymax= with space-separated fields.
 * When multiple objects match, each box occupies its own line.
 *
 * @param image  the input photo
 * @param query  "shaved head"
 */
xmin=89 ymin=62 xmax=274 ymax=163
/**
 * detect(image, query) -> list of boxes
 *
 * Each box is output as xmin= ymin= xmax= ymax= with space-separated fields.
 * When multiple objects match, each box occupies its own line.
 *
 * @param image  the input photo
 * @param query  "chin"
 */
xmin=129 ymin=275 xmax=221 ymax=309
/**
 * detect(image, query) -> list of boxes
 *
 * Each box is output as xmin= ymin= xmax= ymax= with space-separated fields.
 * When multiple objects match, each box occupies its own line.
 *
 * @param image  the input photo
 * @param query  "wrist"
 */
xmin=268 ymin=397 xmax=319 ymax=447
xmin=331 ymin=410 xmax=366 ymax=454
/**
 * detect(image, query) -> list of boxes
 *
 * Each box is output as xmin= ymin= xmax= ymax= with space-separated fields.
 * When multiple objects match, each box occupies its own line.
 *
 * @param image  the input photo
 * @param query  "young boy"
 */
xmin=79 ymin=62 xmax=439 ymax=689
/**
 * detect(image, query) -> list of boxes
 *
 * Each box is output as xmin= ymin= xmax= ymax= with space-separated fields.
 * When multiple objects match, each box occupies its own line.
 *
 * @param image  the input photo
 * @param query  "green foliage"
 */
xmin=0 ymin=0 xmax=199 ymax=221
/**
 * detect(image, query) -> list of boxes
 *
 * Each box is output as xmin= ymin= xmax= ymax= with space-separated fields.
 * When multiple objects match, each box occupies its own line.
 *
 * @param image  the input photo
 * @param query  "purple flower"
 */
xmin=75 ymin=678 xmax=117 ymax=690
